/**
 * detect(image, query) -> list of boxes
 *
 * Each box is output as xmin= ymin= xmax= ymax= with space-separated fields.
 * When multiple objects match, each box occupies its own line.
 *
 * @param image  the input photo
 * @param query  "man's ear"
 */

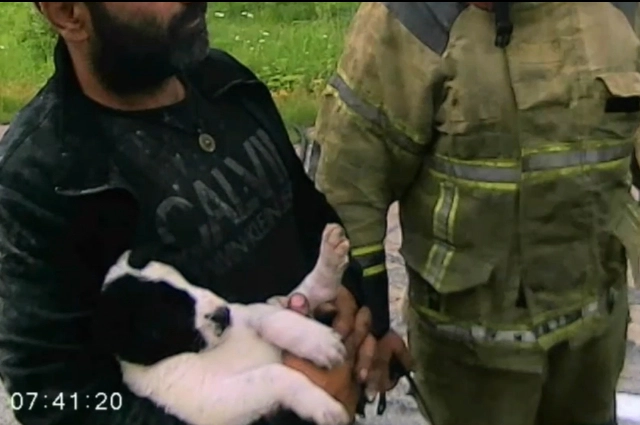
xmin=38 ymin=2 xmax=91 ymax=43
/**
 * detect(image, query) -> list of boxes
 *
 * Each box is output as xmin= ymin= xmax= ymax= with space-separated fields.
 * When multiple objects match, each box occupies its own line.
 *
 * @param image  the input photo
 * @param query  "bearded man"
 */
xmin=0 ymin=3 xmax=410 ymax=425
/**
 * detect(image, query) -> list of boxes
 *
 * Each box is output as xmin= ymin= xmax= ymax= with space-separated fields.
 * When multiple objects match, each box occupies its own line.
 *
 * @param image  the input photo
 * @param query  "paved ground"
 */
xmin=0 ymin=123 xmax=638 ymax=424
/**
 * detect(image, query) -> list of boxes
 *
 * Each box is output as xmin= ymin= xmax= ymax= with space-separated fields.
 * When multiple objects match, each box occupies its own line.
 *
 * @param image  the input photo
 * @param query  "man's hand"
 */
xmin=322 ymin=287 xmax=376 ymax=384
xmin=368 ymin=330 xmax=413 ymax=393
xmin=283 ymin=288 xmax=374 ymax=420
xmin=282 ymin=311 xmax=368 ymax=419
xmin=307 ymin=287 xmax=413 ymax=394
xmin=289 ymin=287 xmax=376 ymax=383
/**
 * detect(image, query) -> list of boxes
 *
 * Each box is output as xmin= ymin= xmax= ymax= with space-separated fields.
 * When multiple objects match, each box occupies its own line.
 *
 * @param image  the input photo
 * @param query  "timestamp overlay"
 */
xmin=10 ymin=392 xmax=123 ymax=411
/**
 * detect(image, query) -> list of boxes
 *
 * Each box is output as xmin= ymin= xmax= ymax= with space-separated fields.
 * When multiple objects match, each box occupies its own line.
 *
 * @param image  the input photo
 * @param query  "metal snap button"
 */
xmin=198 ymin=133 xmax=216 ymax=152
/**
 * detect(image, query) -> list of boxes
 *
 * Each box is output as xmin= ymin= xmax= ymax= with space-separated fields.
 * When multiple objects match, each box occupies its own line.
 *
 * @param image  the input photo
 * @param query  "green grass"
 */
xmin=0 ymin=2 xmax=359 ymax=126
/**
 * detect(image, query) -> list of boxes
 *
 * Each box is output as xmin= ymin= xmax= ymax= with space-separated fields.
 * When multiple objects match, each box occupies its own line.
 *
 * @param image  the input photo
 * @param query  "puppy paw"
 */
xmin=302 ymin=224 xmax=350 ymax=306
xmin=319 ymin=223 xmax=350 ymax=275
xmin=289 ymin=318 xmax=346 ymax=369
xmin=261 ymin=310 xmax=346 ymax=368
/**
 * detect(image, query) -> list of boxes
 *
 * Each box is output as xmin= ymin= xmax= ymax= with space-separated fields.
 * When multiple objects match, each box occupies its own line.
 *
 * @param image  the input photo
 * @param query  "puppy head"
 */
xmin=94 ymin=254 xmax=232 ymax=366
xmin=189 ymin=285 xmax=233 ymax=349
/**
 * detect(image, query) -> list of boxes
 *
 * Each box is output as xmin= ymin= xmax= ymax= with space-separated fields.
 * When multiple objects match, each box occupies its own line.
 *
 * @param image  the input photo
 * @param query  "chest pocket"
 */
xmin=592 ymin=72 xmax=640 ymax=140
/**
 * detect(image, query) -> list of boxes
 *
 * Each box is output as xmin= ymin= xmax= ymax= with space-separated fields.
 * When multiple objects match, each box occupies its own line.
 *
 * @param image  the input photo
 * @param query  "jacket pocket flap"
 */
xmin=424 ymin=244 xmax=494 ymax=294
xmin=596 ymin=72 xmax=640 ymax=98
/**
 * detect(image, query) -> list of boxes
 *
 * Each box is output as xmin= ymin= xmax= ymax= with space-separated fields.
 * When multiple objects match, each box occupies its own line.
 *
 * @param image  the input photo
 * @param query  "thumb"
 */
xmin=287 ymin=293 xmax=311 ymax=316
xmin=397 ymin=347 xmax=414 ymax=372
xmin=355 ymin=334 xmax=376 ymax=383
xmin=392 ymin=337 xmax=414 ymax=372
xmin=366 ymin=352 xmax=385 ymax=398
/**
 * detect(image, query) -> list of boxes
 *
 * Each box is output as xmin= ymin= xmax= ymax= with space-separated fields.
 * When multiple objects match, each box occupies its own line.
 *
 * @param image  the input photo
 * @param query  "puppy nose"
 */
xmin=205 ymin=306 xmax=231 ymax=330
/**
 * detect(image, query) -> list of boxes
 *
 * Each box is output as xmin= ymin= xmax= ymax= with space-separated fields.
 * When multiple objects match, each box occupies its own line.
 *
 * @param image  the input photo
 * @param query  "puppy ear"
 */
xmin=128 ymin=244 xmax=184 ymax=269
xmin=92 ymin=277 xmax=135 ymax=356
xmin=127 ymin=247 xmax=156 ymax=269
xmin=96 ymin=275 xmax=210 ymax=365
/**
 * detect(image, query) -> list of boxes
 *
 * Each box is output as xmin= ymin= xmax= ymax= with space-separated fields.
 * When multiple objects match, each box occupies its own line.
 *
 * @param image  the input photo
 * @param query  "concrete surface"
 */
xmin=0 ymin=122 xmax=638 ymax=424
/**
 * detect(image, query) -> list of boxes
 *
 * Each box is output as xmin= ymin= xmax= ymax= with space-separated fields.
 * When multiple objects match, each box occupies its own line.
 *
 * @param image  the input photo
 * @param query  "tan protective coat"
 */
xmin=315 ymin=2 xmax=640 ymax=359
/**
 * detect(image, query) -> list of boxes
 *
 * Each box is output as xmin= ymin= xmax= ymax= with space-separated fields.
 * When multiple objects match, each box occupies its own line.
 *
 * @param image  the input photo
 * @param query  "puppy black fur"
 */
xmin=93 ymin=276 xmax=207 ymax=366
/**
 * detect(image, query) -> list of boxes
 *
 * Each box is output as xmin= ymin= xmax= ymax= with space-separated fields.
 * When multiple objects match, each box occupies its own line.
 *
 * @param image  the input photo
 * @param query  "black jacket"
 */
xmin=0 ymin=40 xmax=363 ymax=425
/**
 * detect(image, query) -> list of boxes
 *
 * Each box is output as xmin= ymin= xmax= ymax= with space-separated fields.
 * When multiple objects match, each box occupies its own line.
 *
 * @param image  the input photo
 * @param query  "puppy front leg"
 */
xmin=254 ymin=308 xmax=346 ymax=369
xmin=229 ymin=305 xmax=346 ymax=369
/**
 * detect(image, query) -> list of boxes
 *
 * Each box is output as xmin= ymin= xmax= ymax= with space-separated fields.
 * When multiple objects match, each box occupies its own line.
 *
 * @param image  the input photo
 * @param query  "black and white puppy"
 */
xmin=95 ymin=224 xmax=352 ymax=425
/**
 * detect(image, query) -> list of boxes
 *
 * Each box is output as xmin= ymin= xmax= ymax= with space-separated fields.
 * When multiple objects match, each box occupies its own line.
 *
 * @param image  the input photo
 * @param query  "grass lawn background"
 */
xmin=0 ymin=2 xmax=360 ymax=132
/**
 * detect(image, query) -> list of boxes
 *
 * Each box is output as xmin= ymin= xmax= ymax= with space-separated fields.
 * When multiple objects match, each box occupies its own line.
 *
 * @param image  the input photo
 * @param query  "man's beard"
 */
xmin=85 ymin=3 xmax=210 ymax=97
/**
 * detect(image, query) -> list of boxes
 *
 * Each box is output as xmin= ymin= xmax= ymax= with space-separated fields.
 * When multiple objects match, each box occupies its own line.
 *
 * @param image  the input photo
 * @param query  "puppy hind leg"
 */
xmin=192 ymin=364 xmax=349 ymax=425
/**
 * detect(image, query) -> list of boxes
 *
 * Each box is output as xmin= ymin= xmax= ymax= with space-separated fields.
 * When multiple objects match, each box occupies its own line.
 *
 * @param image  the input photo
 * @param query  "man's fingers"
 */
xmin=366 ymin=351 xmax=385 ymax=396
xmin=396 ymin=345 xmax=414 ymax=372
xmin=331 ymin=288 xmax=358 ymax=337
xmin=387 ymin=332 xmax=414 ymax=373
xmin=342 ymin=333 xmax=357 ymax=361
xmin=372 ymin=351 xmax=396 ymax=393
xmin=351 ymin=306 xmax=371 ymax=348
xmin=314 ymin=302 xmax=338 ymax=326
xmin=355 ymin=334 xmax=376 ymax=383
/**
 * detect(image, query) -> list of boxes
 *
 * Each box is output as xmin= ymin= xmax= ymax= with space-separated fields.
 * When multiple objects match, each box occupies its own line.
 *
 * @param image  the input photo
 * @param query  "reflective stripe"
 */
xmin=524 ymin=144 xmax=632 ymax=171
xmin=302 ymin=141 xmax=321 ymax=181
xmin=352 ymin=243 xmax=386 ymax=277
xmin=295 ymin=126 xmax=321 ymax=181
xmin=353 ymin=248 xmax=386 ymax=271
xmin=382 ymin=2 xmax=466 ymax=55
xmin=352 ymin=243 xmax=384 ymax=257
xmin=428 ymin=143 xmax=631 ymax=183
xmin=435 ymin=324 xmax=536 ymax=343
xmin=426 ymin=290 xmax=613 ymax=344
xmin=424 ymin=183 xmax=459 ymax=285
xmin=428 ymin=156 xmax=518 ymax=183
xmin=363 ymin=264 xmax=386 ymax=277
xmin=328 ymin=74 xmax=425 ymax=155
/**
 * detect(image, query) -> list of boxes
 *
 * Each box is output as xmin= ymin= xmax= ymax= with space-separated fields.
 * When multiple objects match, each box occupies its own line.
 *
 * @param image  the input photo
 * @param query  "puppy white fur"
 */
xmin=102 ymin=224 xmax=352 ymax=425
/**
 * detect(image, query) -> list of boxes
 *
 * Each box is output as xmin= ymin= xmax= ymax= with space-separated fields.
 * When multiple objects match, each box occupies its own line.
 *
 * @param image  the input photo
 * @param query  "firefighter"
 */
xmin=313 ymin=2 xmax=640 ymax=424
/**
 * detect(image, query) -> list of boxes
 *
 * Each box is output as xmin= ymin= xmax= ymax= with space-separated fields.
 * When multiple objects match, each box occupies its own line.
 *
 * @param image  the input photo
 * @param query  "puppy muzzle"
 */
xmin=206 ymin=306 xmax=232 ymax=332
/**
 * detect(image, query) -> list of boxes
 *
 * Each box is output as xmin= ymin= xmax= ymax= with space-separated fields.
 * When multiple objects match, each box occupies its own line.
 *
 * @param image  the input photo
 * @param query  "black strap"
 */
xmin=494 ymin=2 xmax=513 ymax=48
